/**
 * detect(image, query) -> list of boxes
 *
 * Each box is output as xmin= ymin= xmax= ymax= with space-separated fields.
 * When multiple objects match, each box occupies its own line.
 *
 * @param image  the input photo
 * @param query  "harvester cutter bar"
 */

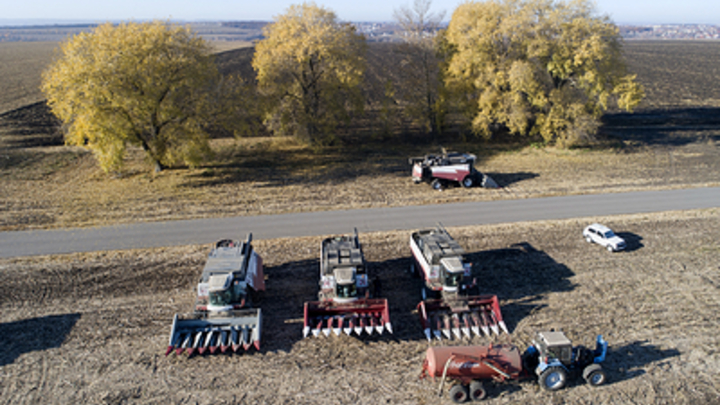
xmin=166 ymin=309 xmax=262 ymax=356
xmin=303 ymin=298 xmax=392 ymax=338
xmin=418 ymin=295 xmax=508 ymax=341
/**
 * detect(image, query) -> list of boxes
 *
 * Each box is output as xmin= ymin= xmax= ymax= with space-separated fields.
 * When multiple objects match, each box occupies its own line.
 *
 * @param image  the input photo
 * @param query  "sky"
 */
xmin=1 ymin=0 xmax=718 ymax=25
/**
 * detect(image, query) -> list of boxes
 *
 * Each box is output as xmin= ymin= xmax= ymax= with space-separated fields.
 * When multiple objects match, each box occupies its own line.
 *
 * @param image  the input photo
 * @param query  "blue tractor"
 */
xmin=523 ymin=330 xmax=608 ymax=391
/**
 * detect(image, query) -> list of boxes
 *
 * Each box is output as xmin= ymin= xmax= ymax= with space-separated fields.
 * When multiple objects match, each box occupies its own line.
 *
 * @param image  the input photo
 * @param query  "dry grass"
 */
xmin=1 ymin=209 xmax=718 ymax=404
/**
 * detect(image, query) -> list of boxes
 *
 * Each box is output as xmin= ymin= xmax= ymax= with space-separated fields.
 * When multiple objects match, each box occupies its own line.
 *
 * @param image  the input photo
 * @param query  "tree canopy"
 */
xmin=252 ymin=2 xmax=367 ymax=145
xmin=443 ymin=0 xmax=644 ymax=146
xmin=42 ymin=21 xmax=218 ymax=172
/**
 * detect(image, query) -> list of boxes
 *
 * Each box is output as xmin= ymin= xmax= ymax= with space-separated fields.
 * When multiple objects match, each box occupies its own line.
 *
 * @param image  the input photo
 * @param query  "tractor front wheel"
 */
xmin=539 ymin=367 xmax=567 ymax=391
xmin=449 ymin=384 xmax=468 ymax=403
xmin=583 ymin=364 xmax=607 ymax=386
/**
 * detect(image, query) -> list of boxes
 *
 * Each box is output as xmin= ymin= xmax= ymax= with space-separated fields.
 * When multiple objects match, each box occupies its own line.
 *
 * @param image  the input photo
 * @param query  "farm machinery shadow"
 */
xmin=465 ymin=242 xmax=576 ymax=334
xmin=0 ymin=313 xmax=81 ymax=366
xmin=603 ymin=340 xmax=680 ymax=385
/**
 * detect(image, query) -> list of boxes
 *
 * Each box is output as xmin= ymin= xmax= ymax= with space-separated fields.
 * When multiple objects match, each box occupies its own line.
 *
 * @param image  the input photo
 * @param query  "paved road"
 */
xmin=1 ymin=187 xmax=718 ymax=258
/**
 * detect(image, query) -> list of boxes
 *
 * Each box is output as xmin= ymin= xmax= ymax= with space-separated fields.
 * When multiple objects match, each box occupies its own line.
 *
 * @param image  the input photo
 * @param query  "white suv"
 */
xmin=583 ymin=224 xmax=626 ymax=252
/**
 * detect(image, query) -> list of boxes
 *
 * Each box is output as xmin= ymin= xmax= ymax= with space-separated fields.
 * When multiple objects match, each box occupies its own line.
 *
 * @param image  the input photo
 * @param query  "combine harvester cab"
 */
xmin=303 ymin=229 xmax=392 ymax=338
xmin=410 ymin=225 xmax=508 ymax=341
xmin=166 ymin=234 xmax=265 ymax=356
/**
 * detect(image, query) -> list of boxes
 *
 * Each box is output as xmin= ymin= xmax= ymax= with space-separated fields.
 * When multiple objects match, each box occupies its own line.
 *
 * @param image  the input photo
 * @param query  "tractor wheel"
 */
xmin=583 ymin=364 xmax=607 ymax=386
xmin=449 ymin=384 xmax=468 ymax=403
xmin=431 ymin=179 xmax=443 ymax=191
xmin=461 ymin=175 xmax=475 ymax=188
xmin=539 ymin=367 xmax=567 ymax=391
xmin=468 ymin=381 xmax=486 ymax=401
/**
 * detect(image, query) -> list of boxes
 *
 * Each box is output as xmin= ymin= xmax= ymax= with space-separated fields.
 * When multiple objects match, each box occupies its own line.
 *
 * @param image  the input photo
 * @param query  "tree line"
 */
xmin=41 ymin=0 xmax=644 ymax=173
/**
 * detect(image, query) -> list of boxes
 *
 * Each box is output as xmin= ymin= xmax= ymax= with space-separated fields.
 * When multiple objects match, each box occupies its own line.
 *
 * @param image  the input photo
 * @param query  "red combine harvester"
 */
xmin=410 ymin=225 xmax=508 ymax=341
xmin=409 ymin=150 xmax=497 ymax=191
xmin=303 ymin=229 xmax=392 ymax=338
xmin=166 ymin=234 xmax=265 ymax=356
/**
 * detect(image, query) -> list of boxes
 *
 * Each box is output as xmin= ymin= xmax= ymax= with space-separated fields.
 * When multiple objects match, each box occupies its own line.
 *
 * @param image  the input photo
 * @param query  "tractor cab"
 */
xmin=533 ymin=331 xmax=573 ymax=366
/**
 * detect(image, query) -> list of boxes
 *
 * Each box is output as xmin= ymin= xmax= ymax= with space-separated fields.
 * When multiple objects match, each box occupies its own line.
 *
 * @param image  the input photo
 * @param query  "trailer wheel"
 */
xmin=583 ymin=364 xmax=607 ymax=386
xmin=461 ymin=175 xmax=475 ymax=188
xmin=469 ymin=381 xmax=486 ymax=401
xmin=539 ymin=367 xmax=567 ymax=391
xmin=449 ymin=384 xmax=468 ymax=403
xmin=431 ymin=179 xmax=443 ymax=191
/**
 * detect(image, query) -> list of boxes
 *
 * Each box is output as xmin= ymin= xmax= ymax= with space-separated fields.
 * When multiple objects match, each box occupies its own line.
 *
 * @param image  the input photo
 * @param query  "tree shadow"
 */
xmin=0 ymin=313 xmax=81 ymax=366
xmin=603 ymin=340 xmax=681 ymax=385
xmin=616 ymin=232 xmax=644 ymax=252
xmin=600 ymin=107 xmax=720 ymax=147
xmin=465 ymin=242 xmax=577 ymax=334
xmin=0 ymin=102 xmax=63 ymax=149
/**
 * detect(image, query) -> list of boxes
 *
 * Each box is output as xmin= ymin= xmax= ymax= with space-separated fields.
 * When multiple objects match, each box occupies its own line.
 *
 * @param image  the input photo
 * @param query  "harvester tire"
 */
xmin=432 ymin=179 xmax=443 ymax=191
xmin=469 ymin=381 xmax=486 ymax=401
xmin=449 ymin=384 xmax=469 ymax=403
xmin=539 ymin=367 xmax=567 ymax=391
xmin=461 ymin=175 xmax=474 ymax=188
xmin=583 ymin=364 xmax=607 ymax=386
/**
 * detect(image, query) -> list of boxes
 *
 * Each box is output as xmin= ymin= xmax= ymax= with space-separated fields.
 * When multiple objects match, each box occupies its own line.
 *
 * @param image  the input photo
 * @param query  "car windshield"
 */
xmin=603 ymin=231 xmax=615 ymax=238
xmin=336 ymin=283 xmax=357 ymax=299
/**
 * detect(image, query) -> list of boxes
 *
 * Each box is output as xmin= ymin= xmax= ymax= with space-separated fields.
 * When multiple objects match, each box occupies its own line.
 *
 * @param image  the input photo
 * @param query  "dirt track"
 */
xmin=1 ymin=210 xmax=719 ymax=404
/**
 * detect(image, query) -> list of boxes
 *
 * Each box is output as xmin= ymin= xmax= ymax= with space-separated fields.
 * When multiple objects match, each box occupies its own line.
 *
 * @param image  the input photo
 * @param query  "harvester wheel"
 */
xmin=469 ymin=381 xmax=486 ymax=401
xmin=461 ymin=175 xmax=475 ymax=188
xmin=432 ymin=179 xmax=443 ymax=191
xmin=539 ymin=367 xmax=567 ymax=391
xmin=449 ymin=384 xmax=469 ymax=403
xmin=409 ymin=263 xmax=419 ymax=278
xmin=583 ymin=364 xmax=607 ymax=386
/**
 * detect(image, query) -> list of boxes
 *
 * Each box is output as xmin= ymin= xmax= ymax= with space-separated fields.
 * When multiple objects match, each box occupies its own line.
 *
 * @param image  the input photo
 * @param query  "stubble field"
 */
xmin=1 ymin=210 xmax=719 ymax=404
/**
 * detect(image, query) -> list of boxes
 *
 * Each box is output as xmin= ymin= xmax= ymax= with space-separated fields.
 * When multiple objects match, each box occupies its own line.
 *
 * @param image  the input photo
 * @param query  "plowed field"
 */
xmin=2 ymin=210 xmax=719 ymax=404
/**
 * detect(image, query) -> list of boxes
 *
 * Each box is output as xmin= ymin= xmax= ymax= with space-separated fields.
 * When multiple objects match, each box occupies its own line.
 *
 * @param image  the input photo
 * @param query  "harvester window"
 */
xmin=336 ymin=283 xmax=357 ymax=299
xmin=444 ymin=271 xmax=463 ymax=288
xmin=209 ymin=289 xmax=233 ymax=306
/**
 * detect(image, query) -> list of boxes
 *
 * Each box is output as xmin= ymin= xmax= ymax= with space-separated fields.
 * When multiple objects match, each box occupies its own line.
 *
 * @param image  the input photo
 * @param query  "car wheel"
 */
xmin=607 ymin=245 xmax=614 ymax=252
xmin=461 ymin=175 xmax=474 ymax=188
xmin=585 ymin=235 xmax=592 ymax=243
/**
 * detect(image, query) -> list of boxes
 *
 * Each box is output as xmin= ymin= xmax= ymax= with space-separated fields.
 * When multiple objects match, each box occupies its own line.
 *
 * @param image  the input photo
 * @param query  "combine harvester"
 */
xmin=166 ymin=234 xmax=265 ymax=356
xmin=303 ymin=229 xmax=392 ymax=338
xmin=410 ymin=224 xmax=508 ymax=341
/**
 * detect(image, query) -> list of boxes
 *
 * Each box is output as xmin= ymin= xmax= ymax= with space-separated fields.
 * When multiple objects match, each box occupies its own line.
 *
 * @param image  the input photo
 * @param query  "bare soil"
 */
xmin=1 ymin=210 xmax=719 ymax=404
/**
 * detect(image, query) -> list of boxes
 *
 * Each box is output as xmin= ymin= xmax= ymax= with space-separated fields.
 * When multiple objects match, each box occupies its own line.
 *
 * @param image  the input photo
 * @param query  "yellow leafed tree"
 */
xmin=42 ymin=21 xmax=217 ymax=173
xmin=444 ymin=0 xmax=644 ymax=146
xmin=252 ymin=2 xmax=367 ymax=145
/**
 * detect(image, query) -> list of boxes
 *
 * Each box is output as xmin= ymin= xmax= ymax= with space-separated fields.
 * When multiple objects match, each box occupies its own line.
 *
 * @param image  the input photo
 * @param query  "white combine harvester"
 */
xmin=303 ymin=229 xmax=392 ymax=338
xmin=166 ymin=234 xmax=265 ymax=356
